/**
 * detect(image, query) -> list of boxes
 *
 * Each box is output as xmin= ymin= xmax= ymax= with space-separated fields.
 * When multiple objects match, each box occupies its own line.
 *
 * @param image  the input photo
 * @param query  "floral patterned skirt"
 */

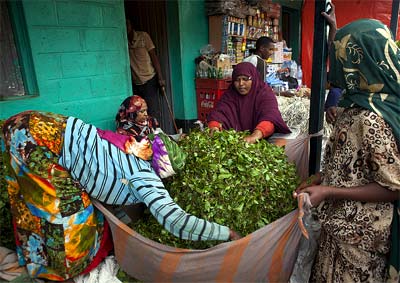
xmin=1 ymin=111 xmax=112 ymax=281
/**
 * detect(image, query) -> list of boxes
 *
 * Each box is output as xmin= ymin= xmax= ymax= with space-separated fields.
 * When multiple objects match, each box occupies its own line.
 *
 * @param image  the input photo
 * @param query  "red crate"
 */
xmin=196 ymin=88 xmax=226 ymax=121
xmin=195 ymin=78 xmax=231 ymax=90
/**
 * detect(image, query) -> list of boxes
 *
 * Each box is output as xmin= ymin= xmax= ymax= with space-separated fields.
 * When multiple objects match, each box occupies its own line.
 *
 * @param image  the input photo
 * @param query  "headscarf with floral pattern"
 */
xmin=115 ymin=95 xmax=159 ymax=140
xmin=329 ymin=18 xmax=400 ymax=145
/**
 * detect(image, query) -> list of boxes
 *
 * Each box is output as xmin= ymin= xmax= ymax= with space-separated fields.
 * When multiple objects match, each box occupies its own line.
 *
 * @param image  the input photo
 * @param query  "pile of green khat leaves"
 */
xmin=130 ymin=129 xmax=300 ymax=249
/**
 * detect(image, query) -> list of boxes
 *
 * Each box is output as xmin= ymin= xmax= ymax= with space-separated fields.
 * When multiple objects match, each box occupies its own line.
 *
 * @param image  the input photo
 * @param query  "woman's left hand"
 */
xmin=243 ymin=135 xmax=259 ymax=144
xmin=296 ymin=185 xmax=332 ymax=207
xmin=326 ymin=106 xmax=337 ymax=124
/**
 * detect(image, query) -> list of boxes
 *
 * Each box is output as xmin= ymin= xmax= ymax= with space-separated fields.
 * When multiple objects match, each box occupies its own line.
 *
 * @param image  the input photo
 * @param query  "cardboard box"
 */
xmin=283 ymin=51 xmax=292 ymax=62
xmin=215 ymin=54 xmax=231 ymax=71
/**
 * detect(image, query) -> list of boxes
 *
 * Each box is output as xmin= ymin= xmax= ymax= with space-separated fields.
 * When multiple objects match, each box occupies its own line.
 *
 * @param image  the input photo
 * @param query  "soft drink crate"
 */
xmin=196 ymin=88 xmax=226 ymax=121
xmin=195 ymin=78 xmax=231 ymax=89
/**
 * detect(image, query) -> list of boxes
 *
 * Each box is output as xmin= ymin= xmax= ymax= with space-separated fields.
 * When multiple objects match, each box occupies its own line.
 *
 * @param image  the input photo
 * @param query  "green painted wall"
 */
xmin=167 ymin=0 xmax=208 ymax=121
xmin=0 ymin=0 xmax=131 ymax=130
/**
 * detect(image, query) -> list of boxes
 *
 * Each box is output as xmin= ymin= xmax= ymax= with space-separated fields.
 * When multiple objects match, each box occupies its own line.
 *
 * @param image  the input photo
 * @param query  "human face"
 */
xmin=234 ymin=75 xmax=252 ymax=95
xmin=260 ymin=43 xmax=274 ymax=59
xmin=135 ymin=103 xmax=148 ymax=123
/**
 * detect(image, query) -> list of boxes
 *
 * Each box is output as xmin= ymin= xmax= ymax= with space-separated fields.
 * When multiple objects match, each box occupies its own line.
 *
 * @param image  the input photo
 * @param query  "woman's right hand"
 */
xmin=209 ymin=127 xmax=220 ymax=136
xmin=229 ymin=229 xmax=242 ymax=241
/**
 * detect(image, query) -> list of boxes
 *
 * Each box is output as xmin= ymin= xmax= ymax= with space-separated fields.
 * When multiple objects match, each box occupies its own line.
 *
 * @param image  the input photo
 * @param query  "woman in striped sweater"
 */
xmin=1 ymin=110 xmax=240 ymax=281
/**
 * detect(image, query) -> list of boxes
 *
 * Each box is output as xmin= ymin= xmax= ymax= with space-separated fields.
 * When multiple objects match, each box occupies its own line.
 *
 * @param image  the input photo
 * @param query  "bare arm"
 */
xmin=148 ymin=48 xmax=165 ymax=87
xmin=130 ymin=66 xmax=140 ymax=85
xmin=296 ymin=182 xmax=399 ymax=207
xmin=321 ymin=3 xmax=337 ymax=47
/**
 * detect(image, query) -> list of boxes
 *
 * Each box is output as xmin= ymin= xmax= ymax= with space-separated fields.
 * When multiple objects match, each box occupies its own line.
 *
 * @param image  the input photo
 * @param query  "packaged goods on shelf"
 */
xmin=266 ymin=3 xmax=281 ymax=19
xmin=283 ymin=50 xmax=292 ymax=62
xmin=271 ymin=41 xmax=284 ymax=63
xmin=208 ymin=4 xmax=281 ymax=63
xmin=205 ymin=0 xmax=249 ymax=18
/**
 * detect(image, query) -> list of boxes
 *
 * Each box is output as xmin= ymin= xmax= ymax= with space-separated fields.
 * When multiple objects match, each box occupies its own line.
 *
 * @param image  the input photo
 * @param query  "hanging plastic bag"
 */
xmin=284 ymin=130 xmax=324 ymax=182
xmin=289 ymin=193 xmax=321 ymax=283
xmin=74 ymin=256 xmax=122 ymax=283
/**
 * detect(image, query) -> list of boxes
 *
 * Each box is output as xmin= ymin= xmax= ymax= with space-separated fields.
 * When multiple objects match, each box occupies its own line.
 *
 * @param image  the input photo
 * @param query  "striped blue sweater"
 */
xmin=58 ymin=117 xmax=230 ymax=241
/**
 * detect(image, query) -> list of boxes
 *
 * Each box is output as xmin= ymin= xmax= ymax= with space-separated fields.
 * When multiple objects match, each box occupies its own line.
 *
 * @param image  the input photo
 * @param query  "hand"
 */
xmin=209 ymin=127 xmax=220 ymax=136
xmin=243 ymin=129 xmax=263 ymax=144
xmin=295 ymin=185 xmax=332 ymax=207
xmin=326 ymin=106 xmax=337 ymax=124
xmin=229 ymin=229 xmax=242 ymax=241
xmin=178 ymin=133 xmax=187 ymax=141
xmin=321 ymin=3 xmax=337 ymax=29
xmin=321 ymin=3 xmax=337 ymax=44
xmin=293 ymin=173 xmax=322 ymax=198
xmin=243 ymin=135 xmax=259 ymax=144
xmin=158 ymin=79 xmax=166 ymax=88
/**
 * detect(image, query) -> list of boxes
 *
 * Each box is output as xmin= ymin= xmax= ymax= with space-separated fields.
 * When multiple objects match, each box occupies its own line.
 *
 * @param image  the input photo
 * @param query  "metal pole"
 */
xmin=390 ymin=0 xmax=399 ymax=38
xmin=308 ymin=0 xmax=329 ymax=175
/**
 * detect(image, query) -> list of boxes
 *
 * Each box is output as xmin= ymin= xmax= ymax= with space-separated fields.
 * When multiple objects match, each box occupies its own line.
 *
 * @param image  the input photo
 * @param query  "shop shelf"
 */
xmin=195 ymin=78 xmax=231 ymax=90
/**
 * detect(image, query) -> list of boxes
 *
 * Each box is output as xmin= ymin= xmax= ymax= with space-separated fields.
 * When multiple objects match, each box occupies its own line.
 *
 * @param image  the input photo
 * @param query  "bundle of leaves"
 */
xmin=130 ymin=129 xmax=300 ymax=249
xmin=0 ymin=120 xmax=16 ymax=250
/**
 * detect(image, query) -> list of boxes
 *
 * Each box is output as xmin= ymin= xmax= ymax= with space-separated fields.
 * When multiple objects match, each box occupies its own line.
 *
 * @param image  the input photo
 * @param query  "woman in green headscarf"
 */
xmin=295 ymin=18 xmax=400 ymax=282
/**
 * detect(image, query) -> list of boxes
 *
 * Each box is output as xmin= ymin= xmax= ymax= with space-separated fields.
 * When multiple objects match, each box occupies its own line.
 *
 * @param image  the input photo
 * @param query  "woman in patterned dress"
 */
xmin=295 ymin=19 xmax=400 ymax=282
xmin=1 ymin=111 xmax=240 ymax=281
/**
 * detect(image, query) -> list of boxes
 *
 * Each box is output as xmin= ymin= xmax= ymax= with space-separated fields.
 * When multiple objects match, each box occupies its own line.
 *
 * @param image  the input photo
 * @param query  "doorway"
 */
xmin=281 ymin=6 xmax=301 ymax=63
xmin=124 ymin=0 xmax=174 ymax=134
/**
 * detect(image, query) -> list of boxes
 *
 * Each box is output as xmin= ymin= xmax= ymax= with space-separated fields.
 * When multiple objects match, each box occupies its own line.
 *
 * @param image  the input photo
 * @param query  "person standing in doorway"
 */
xmin=126 ymin=18 xmax=165 ymax=119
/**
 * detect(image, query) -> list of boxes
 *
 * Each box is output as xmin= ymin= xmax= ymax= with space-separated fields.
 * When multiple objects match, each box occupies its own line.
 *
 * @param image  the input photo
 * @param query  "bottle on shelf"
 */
xmin=217 ymin=67 xmax=223 ymax=79
xmin=297 ymin=65 xmax=303 ymax=88
xmin=290 ymin=60 xmax=297 ymax=78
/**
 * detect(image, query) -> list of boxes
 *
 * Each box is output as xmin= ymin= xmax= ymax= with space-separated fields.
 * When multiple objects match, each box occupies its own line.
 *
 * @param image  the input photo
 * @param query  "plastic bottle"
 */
xmin=290 ymin=60 xmax=297 ymax=78
xmin=297 ymin=65 xmax=303 ymax=88
xmin=217 ymin=67 xmax=223 ymax=79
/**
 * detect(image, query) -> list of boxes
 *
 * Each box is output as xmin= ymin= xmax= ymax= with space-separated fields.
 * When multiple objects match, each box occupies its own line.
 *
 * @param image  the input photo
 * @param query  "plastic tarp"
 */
xmin=93 ymin=200 xmax=306 ymax=282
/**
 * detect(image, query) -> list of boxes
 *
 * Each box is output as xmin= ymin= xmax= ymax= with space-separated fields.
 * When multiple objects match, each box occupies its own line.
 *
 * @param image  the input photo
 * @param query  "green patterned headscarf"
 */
xmin=329 ymin=18 xmax=400 ymax=145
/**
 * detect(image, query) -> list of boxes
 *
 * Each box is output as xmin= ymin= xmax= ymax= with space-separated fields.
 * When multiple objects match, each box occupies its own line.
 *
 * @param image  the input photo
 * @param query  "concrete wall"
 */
xmin=0 ymin=0 xmax=131 ymax=130
xmin=167 ymin=0 xmax=208 ymax=123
